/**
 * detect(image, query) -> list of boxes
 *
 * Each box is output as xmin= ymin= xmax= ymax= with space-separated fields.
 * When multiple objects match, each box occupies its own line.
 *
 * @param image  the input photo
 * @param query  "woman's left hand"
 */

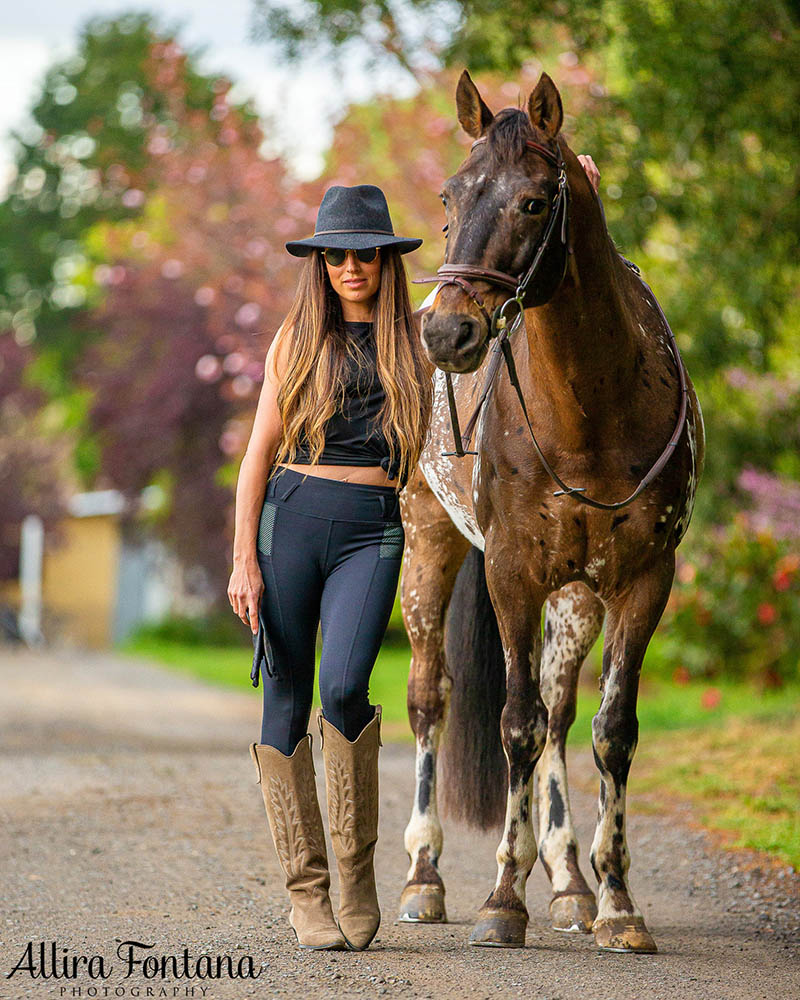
xmin=577 ymin=154 xmax=601 ymax=193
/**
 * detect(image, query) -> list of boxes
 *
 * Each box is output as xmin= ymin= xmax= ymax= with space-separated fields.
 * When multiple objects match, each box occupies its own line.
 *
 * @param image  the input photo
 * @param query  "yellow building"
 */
xmin=1 ymin=491 xmax=192 ymax=650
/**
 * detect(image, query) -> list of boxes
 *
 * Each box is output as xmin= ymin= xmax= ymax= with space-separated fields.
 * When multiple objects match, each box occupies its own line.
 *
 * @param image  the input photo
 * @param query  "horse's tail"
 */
xmin=440 ymin=545 xmax=507 ymax=830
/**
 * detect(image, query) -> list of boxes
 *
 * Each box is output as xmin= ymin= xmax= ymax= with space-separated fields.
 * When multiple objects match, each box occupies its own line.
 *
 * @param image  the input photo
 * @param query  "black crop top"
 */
xmin=291 ymin=321 xmax=405 ymax=485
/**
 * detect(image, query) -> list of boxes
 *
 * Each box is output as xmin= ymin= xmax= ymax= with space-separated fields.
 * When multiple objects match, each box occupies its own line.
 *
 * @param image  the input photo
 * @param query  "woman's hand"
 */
xmin=228 ymin=559 xmax=264 ymax=635
xmin=577 ymin=154 xmax=601 ymax=194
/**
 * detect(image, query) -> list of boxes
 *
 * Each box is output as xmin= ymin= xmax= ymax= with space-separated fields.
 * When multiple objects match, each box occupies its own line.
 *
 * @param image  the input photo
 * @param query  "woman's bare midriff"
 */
xmin=276 ymin=463 xmax=395 ymax=487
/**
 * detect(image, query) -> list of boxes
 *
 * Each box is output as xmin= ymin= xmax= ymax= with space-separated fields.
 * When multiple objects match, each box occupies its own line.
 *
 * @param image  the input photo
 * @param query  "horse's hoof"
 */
xmin=593 ymin=915 xmax=657 ymax=953
xmin=397 ymin=883 xmax=447 ymax=923
xmin=469 ymin=908 xmax=527 ymax=948
xmin=550 ymin=892 xmax=597 ymax=933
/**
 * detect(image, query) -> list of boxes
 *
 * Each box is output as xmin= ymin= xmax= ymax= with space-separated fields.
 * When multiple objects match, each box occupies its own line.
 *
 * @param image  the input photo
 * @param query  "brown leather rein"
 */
xmin=414 ymin=135 xmax=690 ymax=512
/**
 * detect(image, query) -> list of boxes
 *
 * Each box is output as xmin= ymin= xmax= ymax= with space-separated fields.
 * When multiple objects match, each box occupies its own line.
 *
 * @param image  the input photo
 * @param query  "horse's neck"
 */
xmin=522 ymin=185 xmax=638 ymax=438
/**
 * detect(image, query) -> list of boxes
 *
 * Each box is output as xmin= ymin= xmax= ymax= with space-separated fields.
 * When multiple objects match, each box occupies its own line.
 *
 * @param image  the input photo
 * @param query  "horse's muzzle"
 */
xmin=420 ymin=310 xmax=487 ymax=373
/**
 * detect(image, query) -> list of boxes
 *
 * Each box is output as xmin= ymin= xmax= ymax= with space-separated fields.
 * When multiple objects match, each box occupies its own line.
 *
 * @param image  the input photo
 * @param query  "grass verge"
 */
xmin=633 ymin=713 xmax=800 ymax=870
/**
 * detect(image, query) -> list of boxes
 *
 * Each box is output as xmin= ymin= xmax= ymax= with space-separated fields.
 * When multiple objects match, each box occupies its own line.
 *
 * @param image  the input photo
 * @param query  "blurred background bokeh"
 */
xmin=1 ymin=1 xmax=797 ymax=731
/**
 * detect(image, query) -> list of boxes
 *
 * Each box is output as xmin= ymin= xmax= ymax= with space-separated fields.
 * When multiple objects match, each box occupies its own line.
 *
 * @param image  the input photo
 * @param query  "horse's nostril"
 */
xmin=455 ymin=320 xmax=477 ymax=351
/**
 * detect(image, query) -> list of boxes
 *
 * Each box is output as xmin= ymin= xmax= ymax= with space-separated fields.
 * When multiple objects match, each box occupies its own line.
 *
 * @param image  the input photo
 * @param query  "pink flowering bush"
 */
xmin=661 ymin=513 xmax=800 ymax=686
xmin=737 ymin=466 xmax=800 ymax=541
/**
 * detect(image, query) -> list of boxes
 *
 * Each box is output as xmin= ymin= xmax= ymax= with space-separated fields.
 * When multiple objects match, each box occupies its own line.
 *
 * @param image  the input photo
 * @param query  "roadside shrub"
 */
xmin=129 ymin=611 xmax=247 ymax=648
xmin=661 ymin=514 xmax=800 ymax=686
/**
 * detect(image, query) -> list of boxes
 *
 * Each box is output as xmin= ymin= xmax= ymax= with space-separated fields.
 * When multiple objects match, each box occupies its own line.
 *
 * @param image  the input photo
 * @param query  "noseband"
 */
xmin=415 ymin=135 xmax=690 ymax=512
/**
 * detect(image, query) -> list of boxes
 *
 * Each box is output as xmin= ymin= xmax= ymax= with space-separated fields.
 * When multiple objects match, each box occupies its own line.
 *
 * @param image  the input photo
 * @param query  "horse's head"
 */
xmin=421 ymin=70 xmax=570 ymax=373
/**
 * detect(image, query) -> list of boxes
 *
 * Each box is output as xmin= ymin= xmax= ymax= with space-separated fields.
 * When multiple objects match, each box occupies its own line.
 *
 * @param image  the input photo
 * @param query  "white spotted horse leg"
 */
xmin=469 ymin=560 xmax=548 ymax=948
xmin=398 ymin=474 xmax=470 ymax=923
xmin=590 ymin=558 xmax=675 ymax=953
xmin=537 ymin=583 xmax=604 ymax=933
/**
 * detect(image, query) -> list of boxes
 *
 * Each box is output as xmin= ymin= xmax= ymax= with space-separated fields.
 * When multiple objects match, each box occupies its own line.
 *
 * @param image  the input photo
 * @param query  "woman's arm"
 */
xmin=227 ymin=323 xmax=291 ymax=632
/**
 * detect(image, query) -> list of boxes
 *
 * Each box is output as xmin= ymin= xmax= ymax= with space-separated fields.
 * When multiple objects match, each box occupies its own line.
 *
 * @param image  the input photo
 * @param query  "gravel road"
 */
xmin=1 ymin=646 xmax=798 ymax=1000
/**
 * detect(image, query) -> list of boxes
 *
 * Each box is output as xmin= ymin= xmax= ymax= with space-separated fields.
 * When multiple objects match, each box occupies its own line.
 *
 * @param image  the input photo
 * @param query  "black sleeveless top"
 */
xmin=291 ymin=321 xmax=404 ymax=485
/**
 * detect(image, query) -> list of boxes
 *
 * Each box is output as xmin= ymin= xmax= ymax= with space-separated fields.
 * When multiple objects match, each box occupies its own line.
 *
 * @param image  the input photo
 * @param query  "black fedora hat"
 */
xmin=285 ymin=184 xmax=422 ymax=257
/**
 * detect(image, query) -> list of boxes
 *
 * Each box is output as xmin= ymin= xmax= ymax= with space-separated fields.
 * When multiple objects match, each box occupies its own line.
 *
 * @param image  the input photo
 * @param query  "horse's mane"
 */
xmin=483 ymin=108 xmax=538 ymax=165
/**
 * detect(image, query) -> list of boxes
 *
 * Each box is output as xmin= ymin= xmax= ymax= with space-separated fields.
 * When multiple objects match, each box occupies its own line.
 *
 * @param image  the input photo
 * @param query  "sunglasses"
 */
xmin=322 ymin=246 xmax=380 ymax=267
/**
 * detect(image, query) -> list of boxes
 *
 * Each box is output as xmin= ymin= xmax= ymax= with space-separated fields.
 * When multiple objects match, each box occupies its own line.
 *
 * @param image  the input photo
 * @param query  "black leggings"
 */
xmin=255 ymin=466 xmax=404 ymax=754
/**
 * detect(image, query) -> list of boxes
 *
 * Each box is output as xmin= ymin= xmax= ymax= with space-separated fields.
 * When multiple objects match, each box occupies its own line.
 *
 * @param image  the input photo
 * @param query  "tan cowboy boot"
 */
xmin=250 ymin=736 xmax=346 ymax=950
xmin=318 ymin=707 xmax=382 ymax=951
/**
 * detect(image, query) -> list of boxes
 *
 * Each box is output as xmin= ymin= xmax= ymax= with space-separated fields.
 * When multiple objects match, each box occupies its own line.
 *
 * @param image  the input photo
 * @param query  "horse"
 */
xmin=397 ymin=69 xmax=705 ymax=952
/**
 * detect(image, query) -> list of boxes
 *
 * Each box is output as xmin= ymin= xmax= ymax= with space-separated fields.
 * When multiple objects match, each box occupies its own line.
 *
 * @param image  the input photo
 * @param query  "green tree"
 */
xmin=0 ymin=12 xmax=255 ymax=396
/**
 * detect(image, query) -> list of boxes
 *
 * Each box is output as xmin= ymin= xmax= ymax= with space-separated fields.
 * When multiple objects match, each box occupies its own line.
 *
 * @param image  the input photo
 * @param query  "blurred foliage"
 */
xmin=131 ymin=609 xmax=249 ymax=647
xmin=0 ymin=336 xmax=68 ymax=580
xmin=70 ymin=34 xmax=308 ymax=591
xmin=0 ymin=13 xmax=239 ymax=392
xmin=663 ymin=520 xmax=800 ymax=685
xmin=0 ymin=13 xmax=310 ymax=599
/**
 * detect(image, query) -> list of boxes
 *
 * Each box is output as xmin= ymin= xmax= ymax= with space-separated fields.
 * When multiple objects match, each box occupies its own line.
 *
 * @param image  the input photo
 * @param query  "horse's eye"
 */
xmin=522 ymin=198 xmax=547 ymax=215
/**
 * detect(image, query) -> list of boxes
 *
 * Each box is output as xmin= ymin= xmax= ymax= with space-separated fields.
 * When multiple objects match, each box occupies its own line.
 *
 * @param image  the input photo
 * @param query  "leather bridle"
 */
xmin=415 ymin=134 xmax=690 ymax=512
xmin=416 ymin=136 xmax=571 ymax=329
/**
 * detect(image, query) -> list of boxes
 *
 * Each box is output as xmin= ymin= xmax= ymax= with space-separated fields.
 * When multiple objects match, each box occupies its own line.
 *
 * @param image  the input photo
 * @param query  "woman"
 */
xmin=227 ymin=184 xmax=432 ymax=952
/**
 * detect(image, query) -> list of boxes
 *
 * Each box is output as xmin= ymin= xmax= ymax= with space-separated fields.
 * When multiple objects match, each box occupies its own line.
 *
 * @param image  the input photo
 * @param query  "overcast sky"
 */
xmin=1 ymin=0 xmax=416 ymax=192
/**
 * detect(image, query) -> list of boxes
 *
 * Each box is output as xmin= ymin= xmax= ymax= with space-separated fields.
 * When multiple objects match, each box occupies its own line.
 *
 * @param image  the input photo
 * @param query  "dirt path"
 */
xmin=1 ymin=647 xmax=798 ymax=1000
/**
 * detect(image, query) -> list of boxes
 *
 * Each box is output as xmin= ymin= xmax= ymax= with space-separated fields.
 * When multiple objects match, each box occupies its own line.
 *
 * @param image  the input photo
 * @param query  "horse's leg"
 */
xmin=590 ymin=558 xmax=675 ymax=953
xmin=537 ymin=583 xmax=604 ymax=933
xmin=398 ymin=471 xmax=470 ymax=923
xmin=469 ymin=561 xmax=547 ymax=948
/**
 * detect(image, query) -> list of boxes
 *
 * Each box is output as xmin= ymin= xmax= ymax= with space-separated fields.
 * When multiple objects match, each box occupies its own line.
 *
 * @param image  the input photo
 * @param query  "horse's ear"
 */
xmin=528 ymin=72 xmax=563 ymax=139
xmin=456 ymin=70 xmax=494 ymax=139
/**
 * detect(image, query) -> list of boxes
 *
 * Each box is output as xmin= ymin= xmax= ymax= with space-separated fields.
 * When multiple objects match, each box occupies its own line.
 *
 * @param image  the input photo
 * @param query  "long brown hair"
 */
xmin=270 ymin=248 xmax=433 ymax=492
